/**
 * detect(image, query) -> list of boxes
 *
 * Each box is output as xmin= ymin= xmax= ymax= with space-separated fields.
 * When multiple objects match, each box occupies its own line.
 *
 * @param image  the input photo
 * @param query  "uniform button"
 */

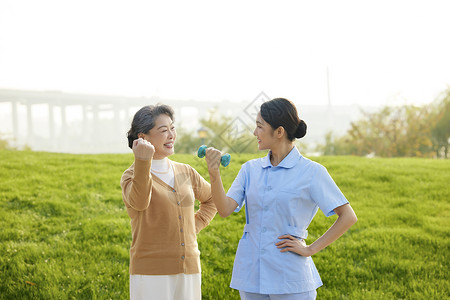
xmin=179 ymin=215 xmax=182 ymax=219
xmin=261 ymin=249 xmax=265 ymax=254
xmin=177 ymin=201 xmax=181 ymax=205
xmin=264 ymin=206 xmax=268 ymax=211
xmin=180 ymin=228 xmax=183 ymax=232
xmin=262 ymin=227 xmax=267 ymax=233
xmin=181 ymin=243 xmax=185 ymax=246
xmin=181 ymin=256 xmax=185 ymax=259
xmin=267 ymin=186 xmax=272 ymax=191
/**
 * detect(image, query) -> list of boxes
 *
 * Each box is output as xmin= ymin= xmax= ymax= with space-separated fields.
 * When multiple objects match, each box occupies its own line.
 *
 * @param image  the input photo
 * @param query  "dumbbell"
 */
xmin=197 ymin=145 xmax=231 ymax=167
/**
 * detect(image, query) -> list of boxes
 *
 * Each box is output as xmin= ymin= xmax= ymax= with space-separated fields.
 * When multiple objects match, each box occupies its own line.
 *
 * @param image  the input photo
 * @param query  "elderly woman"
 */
xmin=120 ymin=104 xmax=217 ymax=300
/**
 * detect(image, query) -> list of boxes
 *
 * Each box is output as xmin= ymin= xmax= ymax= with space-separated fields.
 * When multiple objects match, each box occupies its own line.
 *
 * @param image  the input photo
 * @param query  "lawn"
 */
xmin=0 ymin=150 xmax=449 ymax=299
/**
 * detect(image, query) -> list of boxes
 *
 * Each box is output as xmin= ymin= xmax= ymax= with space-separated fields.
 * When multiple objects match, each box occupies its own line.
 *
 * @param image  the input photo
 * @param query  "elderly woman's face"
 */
xmin=140 ymin=114 xmax=176 ymax=159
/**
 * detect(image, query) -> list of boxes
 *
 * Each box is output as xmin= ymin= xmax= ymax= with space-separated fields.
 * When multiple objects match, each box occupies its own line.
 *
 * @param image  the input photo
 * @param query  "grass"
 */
xmin=0 ymin=150 xmax=449 ymax=299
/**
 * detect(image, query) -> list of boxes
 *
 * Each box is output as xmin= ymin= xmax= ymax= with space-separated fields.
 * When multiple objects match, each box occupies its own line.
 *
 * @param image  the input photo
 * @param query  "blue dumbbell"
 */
xmin=197 ymin=145 xmax=231 ymax=167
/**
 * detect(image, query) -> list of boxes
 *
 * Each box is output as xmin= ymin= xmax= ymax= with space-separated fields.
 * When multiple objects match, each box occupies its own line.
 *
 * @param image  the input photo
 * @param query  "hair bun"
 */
xmin=295 ymin=120 xmax=307 ymax=139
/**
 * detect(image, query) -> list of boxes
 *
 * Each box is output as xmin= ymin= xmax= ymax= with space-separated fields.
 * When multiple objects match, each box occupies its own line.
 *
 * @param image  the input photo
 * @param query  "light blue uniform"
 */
xmin=226 ymin=147 xmax=349 ymax=294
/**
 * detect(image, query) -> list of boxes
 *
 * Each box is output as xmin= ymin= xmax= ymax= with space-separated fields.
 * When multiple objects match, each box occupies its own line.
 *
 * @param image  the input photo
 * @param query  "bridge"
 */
xmin=0 ymin=89 xmax=243 ymax=153
xmin=0 ymin=89 xmax=367 ymax=154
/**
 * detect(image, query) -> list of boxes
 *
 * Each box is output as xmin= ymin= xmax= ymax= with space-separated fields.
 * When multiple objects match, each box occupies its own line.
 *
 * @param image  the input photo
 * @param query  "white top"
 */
xmin=151 ymin=157 xmax=175 ymax=188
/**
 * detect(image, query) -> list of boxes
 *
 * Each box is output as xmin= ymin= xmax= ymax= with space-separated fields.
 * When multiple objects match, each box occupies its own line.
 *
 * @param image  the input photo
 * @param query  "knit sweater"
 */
xmin=120 ymin=158 xmax=217 ymax=275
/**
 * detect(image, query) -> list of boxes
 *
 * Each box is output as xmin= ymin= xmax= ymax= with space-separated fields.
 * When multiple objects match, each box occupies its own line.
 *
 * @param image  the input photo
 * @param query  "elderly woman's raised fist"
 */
xmin=132 ymin=138 xmax=155 ymax=161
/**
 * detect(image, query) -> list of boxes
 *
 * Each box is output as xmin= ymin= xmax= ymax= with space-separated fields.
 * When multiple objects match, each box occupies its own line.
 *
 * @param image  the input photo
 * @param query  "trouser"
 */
xmin=239 ymin=290 xmax=317 ymax=300
xmin=130 ymin=273 xmax=201 ymax=300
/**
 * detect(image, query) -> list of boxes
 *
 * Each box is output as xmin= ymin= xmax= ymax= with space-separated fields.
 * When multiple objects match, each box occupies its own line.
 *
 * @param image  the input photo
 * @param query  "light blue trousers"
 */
xmin=239 ymin=290 xmax=317 ymax=300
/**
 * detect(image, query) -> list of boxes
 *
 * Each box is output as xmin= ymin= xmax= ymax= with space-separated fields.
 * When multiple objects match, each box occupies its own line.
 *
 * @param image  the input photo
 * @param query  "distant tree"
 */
xmin=0 ymin=137 xmax=9 ymax=150
xmin=318 ymin=103 xmax=438 ymax=157
xmin=199 ymin=111 xmax=259 ymax=154
xmin=177 ymin=109 xmax=312 ymax=155
xmin=174 ymin=125 xmax=203 ymax=154
xmin=352 ymin=104 xmax=435 ymax=157
xmin=430 ymin=88 xmax=450 ymax=158
xmin=172 ymin=112 xmax=260 ymax=154
xmin=318 ymin=131 xmax=355 ymax=156
xmin=0 ymin=133 xmax=30 ymax=151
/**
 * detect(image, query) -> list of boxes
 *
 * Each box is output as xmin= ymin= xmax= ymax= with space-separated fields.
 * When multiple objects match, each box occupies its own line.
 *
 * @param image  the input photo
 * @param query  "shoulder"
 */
xmin=234 ymin=157 xmax=266 ymax=178
xmin=170 ymin=160 xmax=189 ymax=170
xmin=122 ymin=162 xmax=135 ymax=174
xmin=235 ymin=159 xmax=256 ymax=175
xmin=170 ymin=160 xmax=200 ymax=176
xmin=296 ymin=156 xmax=327 ymax=176
xmin=244 ymin=156 xmax=265 ymax=169
xmin=301 ymin=158 xmax=334 ymax=184
xmin=120 ymin=163 xmax=135 ymax=184
xmin=300 ymin=156 xmax=323 ymax=168
xmin=170 ymin=160 xmax=209 ymax=188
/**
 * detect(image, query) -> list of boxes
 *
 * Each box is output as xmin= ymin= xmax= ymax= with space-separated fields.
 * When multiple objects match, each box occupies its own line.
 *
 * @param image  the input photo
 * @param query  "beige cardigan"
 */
xmin=120 ymin=158 xmax=217 ymax=275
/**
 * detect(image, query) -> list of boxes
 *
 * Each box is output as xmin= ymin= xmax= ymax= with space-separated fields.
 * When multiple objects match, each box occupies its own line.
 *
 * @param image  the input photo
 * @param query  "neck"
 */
xmin=153 ymin=157 xmax=168 ymax=161
xmin=270 ymin=141 xmax=294 ymax=166
xmin=153 ymin=153 xmax=168 ymax=160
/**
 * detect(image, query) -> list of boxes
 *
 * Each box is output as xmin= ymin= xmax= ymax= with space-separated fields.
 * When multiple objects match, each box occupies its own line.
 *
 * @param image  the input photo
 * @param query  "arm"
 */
xmin=191 ymin=168 xmax=218 ymax=233
xmin=276 ymin=203 xmax=357 ymax=256
xmin=121 ymin=159 xmax=153 ymax=211
xmin=194 ymin=197 xmax=217 ymax=234
xmin=194 ymin=195 xmax=217 ymax=233
xmin=205 ymin=148 xmax=238 ymax=218
xmin=120 ymin=138 xmax=155 ymax=211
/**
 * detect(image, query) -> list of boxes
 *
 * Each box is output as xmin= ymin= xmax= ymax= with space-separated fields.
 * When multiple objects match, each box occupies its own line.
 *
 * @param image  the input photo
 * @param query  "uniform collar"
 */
xmin=261 ymin=146 xmax=302 ymax=169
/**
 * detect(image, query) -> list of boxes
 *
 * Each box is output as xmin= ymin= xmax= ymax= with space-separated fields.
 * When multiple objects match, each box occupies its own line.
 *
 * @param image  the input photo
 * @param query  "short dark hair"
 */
xmin=260 ymin=98 xmax=307 ymax=141
xmin=127 ymin=104 xmax=175 ymax=149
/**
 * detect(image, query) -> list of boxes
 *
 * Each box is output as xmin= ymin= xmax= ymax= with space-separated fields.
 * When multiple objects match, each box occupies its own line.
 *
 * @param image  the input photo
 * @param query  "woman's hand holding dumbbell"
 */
xmin=204 ymin=147 xmax=224 ymax=171
xmin=197 ymin=145 xmax=231 ymax=170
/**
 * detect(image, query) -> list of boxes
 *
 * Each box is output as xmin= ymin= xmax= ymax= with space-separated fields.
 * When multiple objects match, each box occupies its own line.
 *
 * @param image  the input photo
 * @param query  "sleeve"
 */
xmin=120 ymin=159 xmax=153 ymax=211
xmin=226 ymin=163 xmax=247 ymax=212
xmin=191 ymin=167 xmax=217 ymax=234
xmin=310 ymin=164 xmax=349 ymax=217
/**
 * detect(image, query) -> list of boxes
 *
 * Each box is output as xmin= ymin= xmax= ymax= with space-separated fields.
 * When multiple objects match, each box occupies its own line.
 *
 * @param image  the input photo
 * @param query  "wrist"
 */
xmin=208 ymin=167 xmax=220 ymax=174
xmin=307 ymin=243 xmax=319 ymax=256
xmin=135 ymin=156 xmax=151 ymax=161
xmin=134 ymin=152 xmax=154 ymax=161
xmin=208 ymin=168 xmax=220 ymax=181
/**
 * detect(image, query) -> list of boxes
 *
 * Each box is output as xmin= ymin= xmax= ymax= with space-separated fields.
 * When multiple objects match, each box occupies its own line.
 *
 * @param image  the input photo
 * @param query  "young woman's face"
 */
xmin=140 ymin=114 xmax=176 ymax=159
xmin=253 ymin=112 xmax=277 ymax=150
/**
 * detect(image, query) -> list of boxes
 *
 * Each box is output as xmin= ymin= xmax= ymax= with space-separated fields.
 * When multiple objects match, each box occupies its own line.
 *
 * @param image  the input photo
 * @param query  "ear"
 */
xmin=276 ymin=126 xmax=285 ymax=139
xmin=137 ymin=133 xmax=145 ymax=139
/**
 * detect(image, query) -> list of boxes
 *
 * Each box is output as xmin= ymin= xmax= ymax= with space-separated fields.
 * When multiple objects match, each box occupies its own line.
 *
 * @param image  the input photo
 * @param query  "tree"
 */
xmin=430 ymin=88 xmax=450 ymax=158
xmin=174 ymin=125 xmax=203 ymax=154
xmin=199 ymin=112 xmax=259 ymax=154
xmin=173 ymin=111 xmax=260 ymax=154
xmin=318 ymin=104 xmax=437 ymax=157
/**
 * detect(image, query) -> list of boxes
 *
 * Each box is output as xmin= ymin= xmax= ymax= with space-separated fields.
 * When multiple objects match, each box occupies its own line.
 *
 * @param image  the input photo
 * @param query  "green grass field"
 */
xmin=0 ymin=150 xmax=449 ymax=299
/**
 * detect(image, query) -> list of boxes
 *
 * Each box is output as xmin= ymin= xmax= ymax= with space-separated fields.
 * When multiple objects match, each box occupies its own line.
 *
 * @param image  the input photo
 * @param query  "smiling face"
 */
xmin=253 ymin=112 xmax=278 ymax=150
xmin=139 ymin=114 xmax=176 ymax=159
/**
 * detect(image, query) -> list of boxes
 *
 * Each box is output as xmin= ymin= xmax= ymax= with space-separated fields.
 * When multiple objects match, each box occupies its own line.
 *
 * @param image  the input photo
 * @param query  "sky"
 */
xmin=1 ymin=0 xmax=449 ymax=107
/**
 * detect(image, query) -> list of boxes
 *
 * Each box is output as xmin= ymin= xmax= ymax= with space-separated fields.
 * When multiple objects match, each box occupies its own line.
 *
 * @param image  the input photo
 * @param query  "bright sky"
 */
xmin=0 ymin=0 xmax=449 ymax=107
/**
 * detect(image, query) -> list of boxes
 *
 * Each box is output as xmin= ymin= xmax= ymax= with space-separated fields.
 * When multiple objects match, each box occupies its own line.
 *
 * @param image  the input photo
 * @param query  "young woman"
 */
xmin=120 ymin=104 xmax=217 ymax=300
xmin=204 ymin=98 xmax=357 ymax=300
